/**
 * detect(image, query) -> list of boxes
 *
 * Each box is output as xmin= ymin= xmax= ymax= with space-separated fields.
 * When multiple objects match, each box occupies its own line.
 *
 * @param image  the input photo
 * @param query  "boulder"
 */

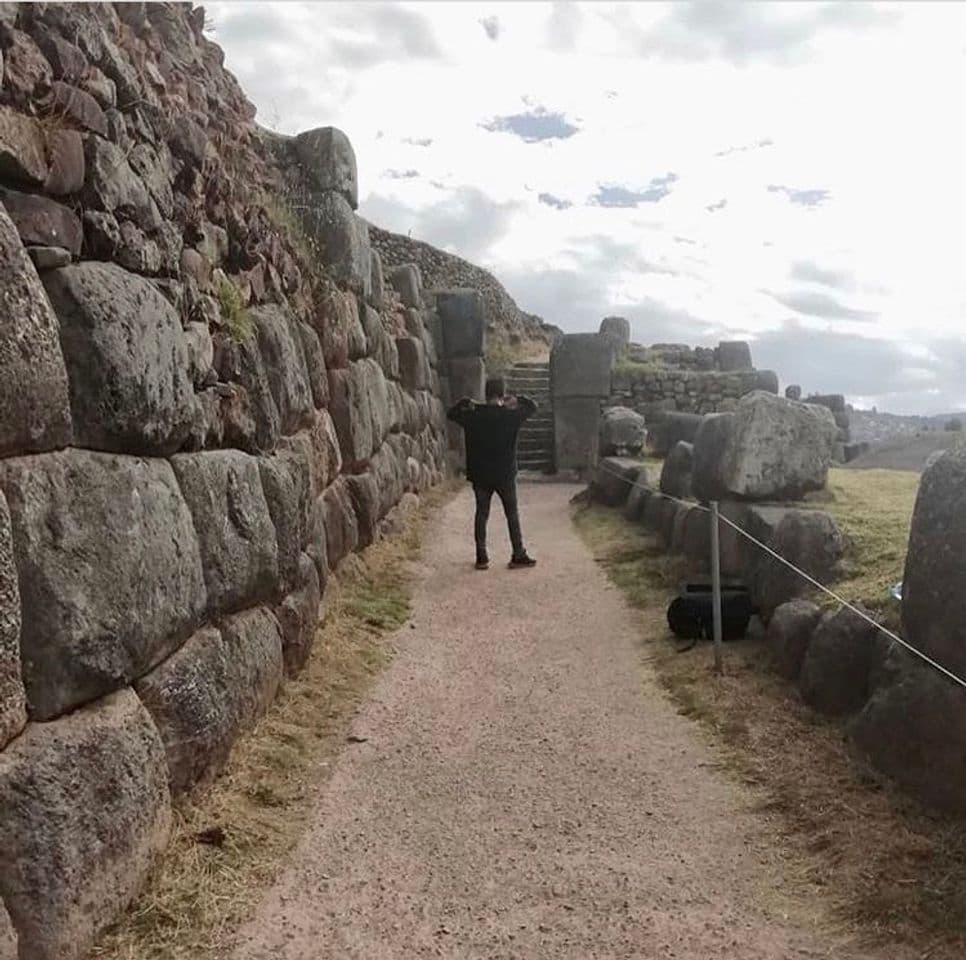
xmin=278 ymin=409 xmax=342 ymax=501
xmin=785 ymin=384 xmax=802 ymax=401
xmin=599 ymin=316 xmax=630 ymax=355
xmin=755 ymin=370 xmax=780 ymax=394
xmin=275 ymin=553 xmax=322 ymax=677
xmin=306 ymin=192 xmax=370 ymax=296
xmin=298 ymin=321 xmax=329 ymax=408
xmin=0 ymin=202 xmax=73 ymax=457
xmin=0 ymin=690 xmax=171 ymax=960
xmin=659 ymin=441 xmax=694 ymax=500
xmin=448 ymin=356 xmax=485 ymax=403
xmin=170 ymin=450 xmax=279 ymax=617
xmin=258 ymin=450 xmax=311 ymax=595
xmin=553 ymin=397 xmax=600 ymax=474
xmin=682 ymin=505 xmax=712 ymax=573
xmin=0 ymin=187 xmax=82 ymax=254
xmin=717 ymin=340 xmax=753 ymax=371
xmin=624 ymin=483 xmax=650 ymax=522
xmin=0 ymin=491 xmax=24 ymax=749
xmin=669 ymin=503 xmax=693 ymax=553
xmin=0 ymin=106 xmax=48 ymax=185
xmin=362 ymin=304 xmax=399 ymax=379
xmin=642 ymin=490 xmax=665 ymax=533
xmin=26 ymin=245 xmax=71 ymax=270
xmin=646 ymin=411 xmax=704 ymax=456
xmin=388 ymin=264 xmax=423 ymax=308
xmin=799 ymin=605 xmax=884 ymax=715
xmin=397 ymin=336 xmax=430 ymax=391
xmin=901 ymin=448 xmax=966 ymax=680
xmin=851 ymin=649 xmax=966 ymax=814
xmin=250 ymin=305 xmax=314 ymax=436
xmin=768 ymin=600 xmax=822 ymax=680
xmin=47 ymin=80 xmax=107 ymax=136
xmin=345 ymin=292 xmax=368 ymax=360
xmin=593 ymin=456 xmax=642 ymax=507
xmin=321 ymin=477 xmax=359 ymax=569
xmin=294 ymin=125 xmax=358 ymax=209
xmin=600 ymin=405 xmax=646 ymax=456
xmin=43 ymin=262 xmax=198 ymax=456
xmin=550 ymin=333 xmax=612 ymax=399
xmin=83 ymin=136 xmax=161 ymax=231
xmin=436 ymin=289 xmax=485 ymax=358
xmin=692 ymin=392 xmax=836 ymax=501
xmin=752 ymin=509 xmax=844 ymax=618
xmin=0 ymin=901 xmax=16 ymax=960
xmin=371 ymin=441 xmax=407 ymax=517
xmin=136 ymin=612 xmax=283 ymax=797
xmin=0 ymin=450 xmax=206 ymax=720
xmin=183 ymin=320 xmax=213 ymax=387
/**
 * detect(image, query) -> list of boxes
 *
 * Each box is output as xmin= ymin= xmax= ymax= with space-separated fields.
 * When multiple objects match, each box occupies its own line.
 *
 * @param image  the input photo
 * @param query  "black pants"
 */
xmin=473 ymin=481 xmax=524 ymax=560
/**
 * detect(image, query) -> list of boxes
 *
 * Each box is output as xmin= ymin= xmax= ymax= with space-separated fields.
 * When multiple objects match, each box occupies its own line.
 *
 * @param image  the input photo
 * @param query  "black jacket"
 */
xmin=447 ymin=396 xmax=537 ymax=487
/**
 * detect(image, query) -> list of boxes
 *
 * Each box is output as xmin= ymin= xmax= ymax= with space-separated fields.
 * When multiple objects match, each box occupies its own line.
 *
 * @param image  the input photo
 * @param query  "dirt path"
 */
xmin=233 ymin=484 xmax=912 ymax=960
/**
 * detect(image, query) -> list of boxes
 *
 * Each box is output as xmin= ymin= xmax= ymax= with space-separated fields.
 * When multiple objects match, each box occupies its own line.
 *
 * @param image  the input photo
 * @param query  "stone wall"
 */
xmin=0 ymin=5 xmax=458 ymax=959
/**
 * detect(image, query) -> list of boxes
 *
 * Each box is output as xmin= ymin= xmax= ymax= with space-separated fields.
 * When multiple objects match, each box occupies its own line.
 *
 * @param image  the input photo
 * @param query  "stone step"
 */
xmin=519 ymin=441 xmax=553 ymax=454
xmin=512 ymin=362 xmax=550 ymax=371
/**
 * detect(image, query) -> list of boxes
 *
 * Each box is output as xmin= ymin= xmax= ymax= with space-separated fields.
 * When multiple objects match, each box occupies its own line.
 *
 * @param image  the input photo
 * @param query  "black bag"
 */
xmin=667 ymin=580 xmax=755 ymax=643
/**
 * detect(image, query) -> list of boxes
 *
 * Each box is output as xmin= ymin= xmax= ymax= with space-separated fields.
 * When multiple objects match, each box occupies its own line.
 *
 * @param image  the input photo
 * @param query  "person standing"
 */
xmin=447 ymin=377 xmax=538 ymax=570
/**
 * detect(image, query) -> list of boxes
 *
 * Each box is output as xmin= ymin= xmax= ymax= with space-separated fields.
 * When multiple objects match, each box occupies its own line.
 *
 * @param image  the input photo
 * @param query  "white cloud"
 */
xmin=209 ymin=1 xmax=966 ymax=414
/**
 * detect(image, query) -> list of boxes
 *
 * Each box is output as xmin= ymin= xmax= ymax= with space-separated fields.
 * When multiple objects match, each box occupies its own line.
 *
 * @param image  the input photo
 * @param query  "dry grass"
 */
xmin=573 ymin=501 xmax=966 ymax=958
xmin=92 ymin=486 xmax=453 ymax=960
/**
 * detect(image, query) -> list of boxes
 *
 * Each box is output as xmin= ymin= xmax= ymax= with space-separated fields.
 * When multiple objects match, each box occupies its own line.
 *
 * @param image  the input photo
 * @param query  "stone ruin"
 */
xmin=0 ymin=5 xmax=488 ymax=958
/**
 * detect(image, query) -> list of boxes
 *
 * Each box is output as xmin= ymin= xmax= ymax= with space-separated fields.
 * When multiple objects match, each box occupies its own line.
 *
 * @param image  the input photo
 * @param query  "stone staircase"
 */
xmin=507 ymin=362 xmax=554 ymax=474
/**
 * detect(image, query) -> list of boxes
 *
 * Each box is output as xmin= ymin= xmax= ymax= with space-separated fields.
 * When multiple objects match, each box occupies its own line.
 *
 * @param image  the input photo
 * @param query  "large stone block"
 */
xmin=646 ymin=411 xmax=704 ymax=457
xmin=0 ymin=690 xmax=171 ymax=960
xmin=171 ymin=450 xmax=279 ymax=617
xmin=346 ymin=471 xmax=381 ymax=547
xmin=250 ymin=305 xmax=314 ymax=436
xmin=306 ymin=192 xmax=370 ymax=296
xmin=0 ymin=450 xmax=206 ymax=720
xmin=660 ymin=441 xmax=694 ymax=500
xmin=397 ymin=336 xmax=430 ymax=391
xmin=83 ymin=135 xmax=162 ymax=230
xmin=258 ymin=449 xmax=311 ymax=596
xmin=752 ymin=509 xmax=844 ymax=618
xmin=901 ymin=448 xmax=966 ymax=681
xmin=371 ymin=441 xmax=407 ymax=517
xmin=0 ymin=900 xmax=16 ymax=960
xmin=554 ymin=396 xmax=600 ymax=474
xmin=278 ymin=409 xmax=342 ymax=502
xmin=599 ymin=405 xmax=645 ymax=456
xmin=799 ymin=605 xmax=884 ymax=715
xmin=321 ymin=477 xmax=359 ymax=569
xmin=214 ymin=329 xmax=283 ymax=453
xmin=43 ymin=262 xmax=197 ymax=456
xmin=362 ymin=304 xmax=398 ymax=379
xmin=593 ymin=457 xmax=642 ymax=507
xmin=0 ymin=491 xmax=24 ymax=749
xmin=599 ymin=315 xmax=630 ymax=354
xmin=717 ymin=340 xmax=753 ymax=371
xmin=295 ymin=126 xmax=358 ymax=209
xmin=298 ymin=321 xmax=329 ymax=408
xmin=851 ymin=649 xmax=966 ymax=814
xmin=275 ymin=552 xmax=322 ymax=677
xmin=692 ymin=392 xmax=836 ymax=502
xmin=436 ymin=289 xmax=484 ymax=358
xmin=0 ymin=187 xmax=82 ymax=255
xmin=328 ymin=360 xmax=389 ymax=468
xmin=0 ymin=203 xmax=72 ymax=457
xmin=448 ymin=356 xmax=485 ymax=403
xmin=550 ymin=333 xmax=612 ymax=399
xmin=388 ymin=264 xmax=423 ymax=308
xmin=768 ymin=599 xmax=822 ymax=681
xmin=136 ymin=612 xmax=283 ymax=797
xmin=0 ymin=106 xmax=48 ymax=185
xmin=369 ymin=247 xmax=385 ymax=309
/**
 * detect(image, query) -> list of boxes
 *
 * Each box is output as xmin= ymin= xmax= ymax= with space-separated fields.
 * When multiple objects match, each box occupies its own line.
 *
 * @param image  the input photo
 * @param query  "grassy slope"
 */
xmin=572 ymin=468 xmax=966 ymax=956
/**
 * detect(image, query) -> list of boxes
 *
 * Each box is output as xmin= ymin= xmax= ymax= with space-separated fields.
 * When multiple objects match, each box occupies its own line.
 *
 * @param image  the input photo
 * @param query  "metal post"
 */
xmin=709 ymin=500 xmax=724 ymax=674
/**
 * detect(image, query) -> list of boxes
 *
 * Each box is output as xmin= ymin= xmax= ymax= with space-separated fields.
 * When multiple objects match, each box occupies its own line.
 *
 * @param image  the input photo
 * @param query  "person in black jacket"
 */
xmin=447 ymin=376 xmax=537 ymax=570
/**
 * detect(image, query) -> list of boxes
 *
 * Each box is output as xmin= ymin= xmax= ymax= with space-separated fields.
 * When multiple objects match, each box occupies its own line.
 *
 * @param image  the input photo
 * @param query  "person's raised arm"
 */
xmin=447 ymin=397 xmax=475 ymax=425
xmin=513 ymin=394 xmax=537 ymax=421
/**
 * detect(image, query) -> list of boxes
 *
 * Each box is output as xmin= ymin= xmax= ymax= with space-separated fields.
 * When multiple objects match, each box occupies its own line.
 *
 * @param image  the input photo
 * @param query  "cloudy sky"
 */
xmin=208 ymin=1 xmax=966 ymax=414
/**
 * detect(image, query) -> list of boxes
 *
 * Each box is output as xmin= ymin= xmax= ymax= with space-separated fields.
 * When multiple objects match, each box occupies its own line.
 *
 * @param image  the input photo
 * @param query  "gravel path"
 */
xmin=234 ymin=484 xmax=911 ymax=960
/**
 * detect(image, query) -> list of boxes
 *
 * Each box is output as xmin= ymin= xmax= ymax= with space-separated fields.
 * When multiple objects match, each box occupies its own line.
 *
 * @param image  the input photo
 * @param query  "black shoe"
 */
xmin=475 ymin=557 xmax=489 ymax=570
xmin=508 ymin=553 xmax=536 ymax=569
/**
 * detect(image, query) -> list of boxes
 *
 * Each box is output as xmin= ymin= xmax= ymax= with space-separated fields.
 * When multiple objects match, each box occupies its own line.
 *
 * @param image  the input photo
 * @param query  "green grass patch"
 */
xmin=217 ymin=277 xmax=253 ymax=342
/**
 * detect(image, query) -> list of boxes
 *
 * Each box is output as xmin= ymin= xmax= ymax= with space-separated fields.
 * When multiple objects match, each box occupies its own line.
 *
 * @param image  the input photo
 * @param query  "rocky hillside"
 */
xmin=849 ymin=408 xmax=965 ymax=444
xmin=369 ymin=223 xmax=560 ymax=359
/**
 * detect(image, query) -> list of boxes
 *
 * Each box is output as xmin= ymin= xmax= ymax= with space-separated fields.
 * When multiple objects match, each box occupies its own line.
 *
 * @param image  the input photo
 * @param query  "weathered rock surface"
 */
xmin=599 ymin=406 xmax=645 ymax=456
xmin=799 ymin=605 xmax=883 ymax=715
xmin=717 ymin=340 xmax=753 ymax=371
xmin=901 ymin=447 xmax=966 ymax=680
xmin=171 ymin=450 xmax=279 ymax=617
xmin=0 ymin=492 xmax=24 ymax=749
xmin=0 ymin=187 xmax=82 ymax=254
xmin=0 ymin=106 xmax=48 ymax=185
xmin=551 ymin=333 xmax=612 ymax=398
xmin=599 ymin=316 xmax=630 ymax=354
xmin=347 ymin=471 xmax=381 ymax=547
xmin=752 ymin=510 xmax=844 ymax=618
xmin=768 ymin=600 xmax=822 ymax=681
xmin=397 ymin=336 xmax=430 ymax=391
xmin=659 ymin=441 xmax=694 ymax=500
xmin=275 ymin=553 xmax=322 ymax=676
xmin=136 ymin=613 xmax=283 ymax=796
xmin=321 ymin=477 xmax=359 ymax=569
xmin=0 ymin=202 xmax=73 ymax=457
xmin=593 ymin=457 xmax=642 ymax=507
xmin=258 ymin=450 xmax=311 ymax=595
xmin=0 ymin=690 xmax=171 ymax=960
xmin=646 ymin=412 xmax=704 ymax=457
xmin=389 ymin=264 xmax=423 ymax=309
xmin=251 ymin=305 xmax=314 ymax=436
xmin=43 ymin=262 xmax=197 ymax=455
xmin=852 ymin=649 xmax=966 ymax=814
xmin=553 ymin=397 xmax=600 ymax=474
xmin=436 ymin=289 xmax=484 ymax=358
xmin=0 ymin=450 xmax=206 ymax=720
xmin=307 ymin=191 xmax=370 ymax=296
xmin=295 ymin=126 xmax=358 ymax=209
xmin=0 ymin=901 xmax=16 ymax=960
xmin=447 ymin=356 xmax=485 ymax=403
